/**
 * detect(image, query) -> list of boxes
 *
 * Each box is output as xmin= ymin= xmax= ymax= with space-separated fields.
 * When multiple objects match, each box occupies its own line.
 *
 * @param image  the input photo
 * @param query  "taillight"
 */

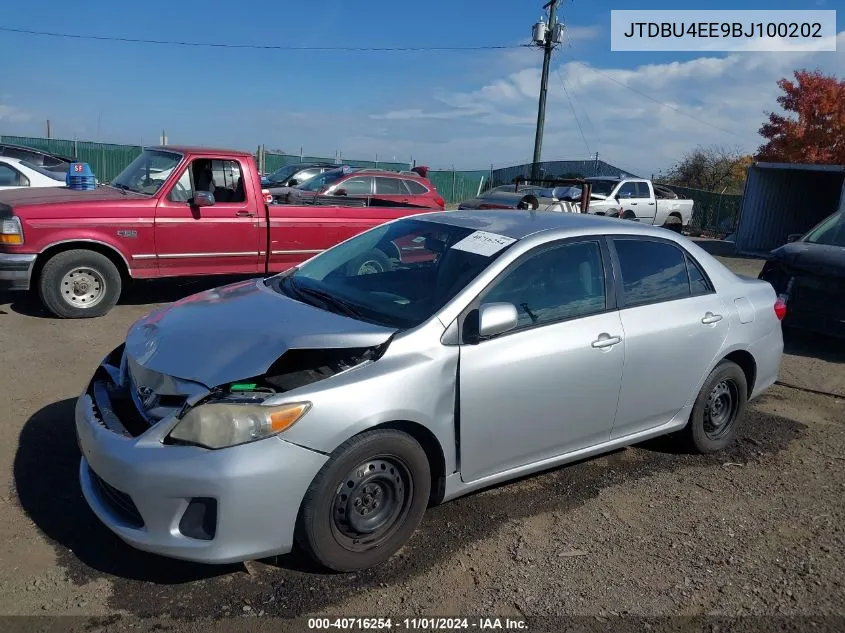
xmin=774 ymin=297 xmax=787 ymax=321
xmin=435 ymin=196 xmax=445 ymax=208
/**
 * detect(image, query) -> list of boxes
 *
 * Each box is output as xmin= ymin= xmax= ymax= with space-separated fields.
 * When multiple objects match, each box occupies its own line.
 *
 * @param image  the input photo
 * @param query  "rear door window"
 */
xmin=375 ymin=177 xmax=407 ymax=195
xmin=405 ymin=180 xmax=429 ymax=195
xmin=613 ymin=239 xmax=691 ymax=307
xmin=337 ymin=177 xmax=373 ymax=195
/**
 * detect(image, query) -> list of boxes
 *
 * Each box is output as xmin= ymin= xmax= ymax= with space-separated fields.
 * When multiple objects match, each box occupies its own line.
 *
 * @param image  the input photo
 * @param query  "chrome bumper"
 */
xmin=0 ymin=253 xmax=36 ymax=290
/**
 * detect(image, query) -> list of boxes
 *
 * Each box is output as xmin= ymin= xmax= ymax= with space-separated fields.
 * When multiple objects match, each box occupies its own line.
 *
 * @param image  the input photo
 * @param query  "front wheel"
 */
xmin=38 ymin=249 xmax=122 ymax=318
xmin=678 ymin=360 xmax=748 ymax=454
xmin=296 ymin=429 xmax=431 ymax=572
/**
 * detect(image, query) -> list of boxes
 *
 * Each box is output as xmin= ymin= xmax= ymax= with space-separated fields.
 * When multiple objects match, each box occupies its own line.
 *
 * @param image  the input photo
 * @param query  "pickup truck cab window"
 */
xmin=634 ymin=182 xmax=652 ymax=198
xmin=616 ymin=182 xmax=637 ymax=199
xmin=112 ymin=149 xmax=183 ymax=195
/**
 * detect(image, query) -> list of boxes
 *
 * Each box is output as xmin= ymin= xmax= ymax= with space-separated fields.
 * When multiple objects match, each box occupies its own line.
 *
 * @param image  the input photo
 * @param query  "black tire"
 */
xmin=296 ymin=429 xmax=431 ymax=572
xmin=344 ymin=249 xmax=391 ymax=276
xmin=621 ymin=210 xmax=638 ymax=221
xmin=38 ymin=249 xmax=122 ymax=319
xmin=679 ymin=360 xmax=748 ymax=454
xmin=663 ymin=215 xmax=683 ymax=233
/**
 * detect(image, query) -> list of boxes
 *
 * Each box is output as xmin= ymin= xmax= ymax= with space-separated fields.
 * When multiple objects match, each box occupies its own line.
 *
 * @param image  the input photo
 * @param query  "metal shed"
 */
xmin=734 ymin=162 xmax=845 ymax=255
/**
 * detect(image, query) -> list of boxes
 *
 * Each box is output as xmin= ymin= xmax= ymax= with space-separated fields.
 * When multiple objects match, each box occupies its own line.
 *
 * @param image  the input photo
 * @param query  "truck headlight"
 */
xmin=169 ymin=401 xmax=310 ymax=449
xmin=0 ymin=216 xmax=23 ymax=245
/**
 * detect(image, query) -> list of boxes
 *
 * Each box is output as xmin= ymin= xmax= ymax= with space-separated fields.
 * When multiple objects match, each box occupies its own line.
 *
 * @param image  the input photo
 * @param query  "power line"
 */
xmin=555 ymin=67 xmax=591 ymax=156
xmin=0 ymin=26 xmax=528 ymax=52
xmin=570 ymin=60 xmax=737 ymax=137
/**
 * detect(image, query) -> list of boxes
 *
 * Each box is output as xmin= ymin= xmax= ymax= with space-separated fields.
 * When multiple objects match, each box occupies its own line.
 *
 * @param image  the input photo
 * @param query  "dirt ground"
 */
xmin=0 ymin=256 xmax=843 ymax=632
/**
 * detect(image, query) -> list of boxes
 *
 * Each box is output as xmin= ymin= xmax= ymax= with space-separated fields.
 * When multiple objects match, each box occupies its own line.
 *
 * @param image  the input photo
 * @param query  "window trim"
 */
xmin=607 ymin=235 xmax=716 ymax=310
xmin=456 ymin=236 xmax=617 ymax=344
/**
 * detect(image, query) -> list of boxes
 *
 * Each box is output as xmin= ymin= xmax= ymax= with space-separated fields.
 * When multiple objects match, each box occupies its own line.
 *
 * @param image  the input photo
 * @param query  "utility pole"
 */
xmin=531 ymin=0 xmax=563 ymax=180
xmin=46 ymin=119 xmax=51 ymax=139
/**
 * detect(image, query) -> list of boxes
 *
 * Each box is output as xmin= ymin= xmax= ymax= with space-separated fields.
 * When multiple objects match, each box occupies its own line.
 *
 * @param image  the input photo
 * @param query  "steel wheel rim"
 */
xmin=331 ymin=456 xmax=413 ymax=552
xmin=357 ymin=260 xmax=384 ymax=275
xmin=60 ymin=267 xmax=106 ymax=308
xmin=703 ymin=379 xmax=740 ymax=440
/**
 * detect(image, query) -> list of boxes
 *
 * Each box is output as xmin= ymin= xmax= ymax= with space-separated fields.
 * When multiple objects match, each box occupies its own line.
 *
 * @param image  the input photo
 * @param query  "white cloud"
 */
xmin=368 ymin=30 xmax=845 ymax=174
xmin=0 ymin=105 xmax=31 ymax=124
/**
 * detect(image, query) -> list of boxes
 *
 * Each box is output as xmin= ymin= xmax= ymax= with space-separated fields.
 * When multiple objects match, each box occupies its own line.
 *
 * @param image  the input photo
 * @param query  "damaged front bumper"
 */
xmin=75 ymin=351 xmax=329 ymax=564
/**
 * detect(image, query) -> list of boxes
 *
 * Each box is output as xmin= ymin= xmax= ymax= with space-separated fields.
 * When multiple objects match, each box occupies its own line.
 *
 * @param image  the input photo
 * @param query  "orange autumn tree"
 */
xmin=756 ymin=69 xmax=845 ymax=165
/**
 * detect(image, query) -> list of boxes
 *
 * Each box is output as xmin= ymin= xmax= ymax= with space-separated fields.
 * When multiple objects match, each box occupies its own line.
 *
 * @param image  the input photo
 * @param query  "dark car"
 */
xmin=0 ymin=143 xmax=74 ymax=174
xmin=262 ymin=162 xmax=338 ymax=203
xmin=759 ymin=210 xmax=845 ymax=338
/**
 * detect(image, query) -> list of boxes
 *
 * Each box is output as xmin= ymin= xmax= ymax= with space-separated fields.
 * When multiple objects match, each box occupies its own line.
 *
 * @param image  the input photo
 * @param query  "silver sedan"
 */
xmin=76 ymin=211 xmax=784 ymax=571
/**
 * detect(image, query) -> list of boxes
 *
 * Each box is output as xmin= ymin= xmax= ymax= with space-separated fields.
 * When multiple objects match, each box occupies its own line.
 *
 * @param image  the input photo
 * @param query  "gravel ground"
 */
xmin=0 ymin=256 xmax=843 ymax=632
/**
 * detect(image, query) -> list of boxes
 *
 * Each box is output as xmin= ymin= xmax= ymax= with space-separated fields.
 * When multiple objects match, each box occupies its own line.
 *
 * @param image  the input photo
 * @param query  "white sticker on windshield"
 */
xmin=450 ymin=231 xmax=517 ymax=257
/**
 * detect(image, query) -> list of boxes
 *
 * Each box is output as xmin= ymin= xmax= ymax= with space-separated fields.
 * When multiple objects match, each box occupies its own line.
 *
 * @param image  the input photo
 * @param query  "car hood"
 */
xmin=770 ymin=241 xmax=845 ymax=278
xmin=125 ymin=278 xmax=397 ymax=388
xmin=0 ymin=185 xmax=146 ymax=207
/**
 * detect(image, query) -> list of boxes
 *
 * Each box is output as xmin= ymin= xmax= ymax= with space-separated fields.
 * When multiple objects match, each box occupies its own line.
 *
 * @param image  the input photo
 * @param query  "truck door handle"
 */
xmin=630 ymin=202 xmax=638 ymax=205
xmin=648 ymin=202 xmax=655 ymax=205
xmin=235 ymin=210 xmax=255 ymax=217
xmin=592 ymin=333 xmax=622 ymax=349
xmin=701 ymin=312 xmax=723 ymax=325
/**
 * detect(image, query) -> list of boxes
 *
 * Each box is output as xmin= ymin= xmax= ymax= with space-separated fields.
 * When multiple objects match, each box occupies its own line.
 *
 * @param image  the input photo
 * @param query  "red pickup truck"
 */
xmin=0 ymin=146 xmax=442 ymax=318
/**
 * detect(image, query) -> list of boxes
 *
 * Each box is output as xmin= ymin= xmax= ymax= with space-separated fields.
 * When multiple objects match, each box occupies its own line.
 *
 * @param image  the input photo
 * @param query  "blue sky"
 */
xmin=0 ymin=0 xmax=841 ymax=175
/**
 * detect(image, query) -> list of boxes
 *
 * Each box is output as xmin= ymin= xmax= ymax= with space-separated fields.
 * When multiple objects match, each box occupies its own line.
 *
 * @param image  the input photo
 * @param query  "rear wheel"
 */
xmin=663 ymin=215 xmax=683 ymax=233
xmin=678 ymin=360 xmax=748 ymax=454
xmin=38 ymin=249 xmax=122 ymax=318
xmin=296 ymin=429 xmax=431 ymax=572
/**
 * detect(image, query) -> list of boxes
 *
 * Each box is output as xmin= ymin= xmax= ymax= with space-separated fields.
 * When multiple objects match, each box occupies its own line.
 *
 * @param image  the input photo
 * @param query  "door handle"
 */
xmin=591 ymin=333 xmax=622 ymax=349
xmin=648 ymin=202 xmax=655 ymax=205
xmin=630 ymin=202 xmax=638 ymax=205
xmin=701 ymin=312 xmax=723 ymax=325
xmin=235 ymin=210 xmax=255 ymax=217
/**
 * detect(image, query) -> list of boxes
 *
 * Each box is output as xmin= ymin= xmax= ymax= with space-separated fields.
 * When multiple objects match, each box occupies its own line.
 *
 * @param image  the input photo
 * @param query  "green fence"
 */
xmin=2 ymin=135 xmax=144 ymax=182
xmin=428 ymin=170 xmax=490 ymax=205
xmin=659 ymin=183 xmax=743 ymax=237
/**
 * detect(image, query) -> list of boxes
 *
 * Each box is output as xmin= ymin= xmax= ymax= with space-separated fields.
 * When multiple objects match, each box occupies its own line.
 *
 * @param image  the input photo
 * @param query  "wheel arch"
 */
xmin=372 ymin=420 xmax=447 ymax=505
xmin=34 ymin=240 xmax=131 ymax=285
xmin=721 ymin=349 xmax=757 ymax=398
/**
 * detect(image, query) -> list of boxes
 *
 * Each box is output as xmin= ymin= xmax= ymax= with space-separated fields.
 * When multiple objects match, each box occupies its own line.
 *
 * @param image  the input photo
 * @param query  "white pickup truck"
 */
xmin=585 ymin=177 xmax=694 ymax=233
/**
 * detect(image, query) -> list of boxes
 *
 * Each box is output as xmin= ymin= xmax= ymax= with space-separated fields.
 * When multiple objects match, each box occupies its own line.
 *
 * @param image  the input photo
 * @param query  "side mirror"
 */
xmin=288 ymin=179 xmax=299 ymax=187
xmin=334 ymin=188 xmax=348 ymax=196
xmin=193 ymin=191 xmax=215 ymax=207
xmin=786 ymin=233 xmax=803 ymax=243
xmin=478 ymin=302 xmax=519 ymax=338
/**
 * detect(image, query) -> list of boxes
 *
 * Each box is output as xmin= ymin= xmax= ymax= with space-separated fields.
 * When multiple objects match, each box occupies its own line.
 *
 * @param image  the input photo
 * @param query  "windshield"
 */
xmin=804 ymin=212 xmax=845 ymax=247
xmin=266 ymin=164 xmax=301 ymax=183
xmin=19 ymin=160 xmax=65 ymax=181
xmin=269 ymin=218 xmax=517 ymax=328
xmin=587 ymin=180 xmax=619 ymax=196
xmin=111 ymin=149 xmax=183 ymax=194
xmin=297 ymin=169 xmax=347 ymax=192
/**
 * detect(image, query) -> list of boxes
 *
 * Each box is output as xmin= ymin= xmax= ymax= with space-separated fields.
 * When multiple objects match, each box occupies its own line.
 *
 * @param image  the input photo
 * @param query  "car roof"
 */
xmin=351 ymin=169 xmax=424 ymax=179
xmin=0 ymin=143 xmax=73 ymax=161
xmin=0 ymin=156 xmax=24 ymax=165
xmin=417 ymin=209 xmax=662 ymax=240
xmin=147 ymin=145 xmax=255 ymax=157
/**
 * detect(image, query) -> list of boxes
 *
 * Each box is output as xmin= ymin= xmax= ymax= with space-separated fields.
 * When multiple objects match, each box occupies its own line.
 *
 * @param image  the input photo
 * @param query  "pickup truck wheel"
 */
xmin=346 ymin=249 xmax=391 ymax=276
xmin=621 ymin=211 xmax=638 ymax=221
xmin=38 ymin=250 xmax=122 ymax=318
xmin=678 ymin=360 xmax=747 ymax=454
xmin=663 ymin=215 xmax=683 ymax=233
xmin=295 ymin=429 xmax=431 ymax=572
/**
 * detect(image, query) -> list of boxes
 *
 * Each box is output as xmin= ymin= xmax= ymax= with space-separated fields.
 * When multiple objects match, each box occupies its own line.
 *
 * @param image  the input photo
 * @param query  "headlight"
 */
xmin=169 ymin=401 xmax=310 ymax=449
